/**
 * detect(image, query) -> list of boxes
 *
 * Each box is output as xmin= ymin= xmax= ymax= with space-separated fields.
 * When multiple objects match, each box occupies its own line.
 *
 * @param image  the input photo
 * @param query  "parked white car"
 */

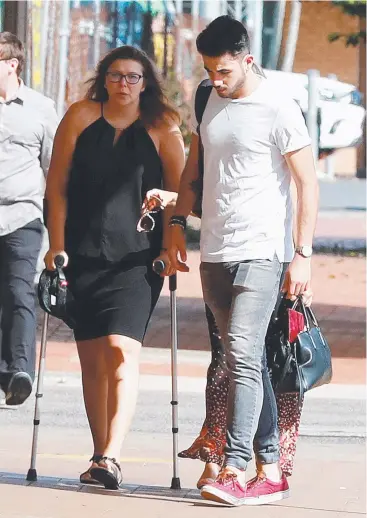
xmin=264 ymin=69 xmax=365 ymax=155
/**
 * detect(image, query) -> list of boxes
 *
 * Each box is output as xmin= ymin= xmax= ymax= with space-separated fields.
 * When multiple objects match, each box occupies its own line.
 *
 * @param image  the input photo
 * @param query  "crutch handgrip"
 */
xmin=152 ymin=259 xmax=166 ymax=275
xmin=54 ymin=254 xmax=65 ymax=269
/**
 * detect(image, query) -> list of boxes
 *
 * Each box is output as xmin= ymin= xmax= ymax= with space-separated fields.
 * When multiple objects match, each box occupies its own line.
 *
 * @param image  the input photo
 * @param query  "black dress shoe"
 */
xmin=90 ymin=457 xmax=123 ymax=490
xmin=6 ymin=372 xmax=33 ymax=406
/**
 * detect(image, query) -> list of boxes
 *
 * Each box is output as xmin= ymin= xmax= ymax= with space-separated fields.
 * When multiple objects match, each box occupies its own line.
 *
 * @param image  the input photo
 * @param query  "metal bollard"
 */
xmin=306 ymin=69 xmax=320 ymax=164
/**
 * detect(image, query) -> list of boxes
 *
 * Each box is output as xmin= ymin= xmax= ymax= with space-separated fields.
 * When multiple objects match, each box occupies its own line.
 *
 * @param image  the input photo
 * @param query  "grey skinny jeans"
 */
xmin=200 ymin=256 xmax=283 ymax=470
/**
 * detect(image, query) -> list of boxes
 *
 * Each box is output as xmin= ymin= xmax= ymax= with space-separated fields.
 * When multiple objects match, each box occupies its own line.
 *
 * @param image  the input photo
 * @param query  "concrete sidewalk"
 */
xmin=0 ymin=438 xmax=365 ymax=518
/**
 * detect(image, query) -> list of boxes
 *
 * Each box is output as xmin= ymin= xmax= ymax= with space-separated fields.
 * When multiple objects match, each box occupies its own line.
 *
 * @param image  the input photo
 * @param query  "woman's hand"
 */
xmin=44 ymin=249 xmax=69 ymax=270
xmin=153 ymin=251 xmax=176 ymax=277
xmin=142 ymin=189 xmax=178 ymax=213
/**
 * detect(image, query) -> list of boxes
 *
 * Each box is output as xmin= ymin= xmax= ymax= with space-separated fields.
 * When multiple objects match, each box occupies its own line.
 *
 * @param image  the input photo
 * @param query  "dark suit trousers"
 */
xmin=0 ymin=219 xmax=43 ymax=389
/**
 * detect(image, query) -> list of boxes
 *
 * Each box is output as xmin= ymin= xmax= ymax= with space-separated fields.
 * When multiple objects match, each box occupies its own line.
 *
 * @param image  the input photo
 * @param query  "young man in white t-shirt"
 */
xmin=168 ymin=16 xmax=318 ymax=506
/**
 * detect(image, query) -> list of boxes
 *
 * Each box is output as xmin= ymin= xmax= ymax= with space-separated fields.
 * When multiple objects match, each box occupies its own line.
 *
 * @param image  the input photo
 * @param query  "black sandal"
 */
xmin=80 ymin=454 xmax=103 ymax=485
xmin=90 ymin=457 xmax=123 ymax=490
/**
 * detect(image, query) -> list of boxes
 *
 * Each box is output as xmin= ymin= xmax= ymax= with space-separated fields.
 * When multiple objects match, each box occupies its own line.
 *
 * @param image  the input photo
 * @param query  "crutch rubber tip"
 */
xmin=170 ymin=477 xmax=181 ymax=490
xmin=26 ymin=468 xmax=37 ymax=482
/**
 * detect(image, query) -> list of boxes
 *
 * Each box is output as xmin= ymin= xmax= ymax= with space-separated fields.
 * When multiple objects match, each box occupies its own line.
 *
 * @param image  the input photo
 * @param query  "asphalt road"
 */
xmin=0 ymin=373 xmax=365 ymax=439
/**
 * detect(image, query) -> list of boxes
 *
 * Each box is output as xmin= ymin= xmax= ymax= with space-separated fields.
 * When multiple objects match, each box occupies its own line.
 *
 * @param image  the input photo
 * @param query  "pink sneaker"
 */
xmin=200 ymin=471 xmax=246 ymax=506
xmin=243 ymin=473 xmax=290 ymax=505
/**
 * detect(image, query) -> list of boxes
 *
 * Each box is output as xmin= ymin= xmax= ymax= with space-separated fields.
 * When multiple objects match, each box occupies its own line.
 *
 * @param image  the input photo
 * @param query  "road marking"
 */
xmin=43 ymin=373 xmax=367 ymax=400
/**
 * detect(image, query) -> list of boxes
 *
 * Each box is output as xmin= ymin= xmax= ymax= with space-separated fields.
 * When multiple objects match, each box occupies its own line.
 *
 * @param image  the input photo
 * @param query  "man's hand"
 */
xmin=282 ymin=254 xmax=311 ymax=301
xmin=301 ymin=286 xmax=313 ymax=307
xmin=168 ymin=226 xmax=189 ymax=272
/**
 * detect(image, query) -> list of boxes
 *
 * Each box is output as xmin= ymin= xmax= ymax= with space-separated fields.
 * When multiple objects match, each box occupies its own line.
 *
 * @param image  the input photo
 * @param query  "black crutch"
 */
xmin=153 ymin=260 xmax=181 ymax=490
xmin=27 ymin=255 xmax=66 ymax=482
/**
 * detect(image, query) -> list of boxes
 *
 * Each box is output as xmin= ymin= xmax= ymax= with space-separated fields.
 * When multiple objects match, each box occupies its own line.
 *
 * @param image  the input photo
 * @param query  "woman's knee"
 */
xmin=103 ymin=335 xmax=141 ymax=373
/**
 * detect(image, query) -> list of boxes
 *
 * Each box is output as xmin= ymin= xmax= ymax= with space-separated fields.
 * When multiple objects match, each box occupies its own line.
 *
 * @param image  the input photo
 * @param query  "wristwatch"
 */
xmin=295 ymin=245 xmax=313 ymax=258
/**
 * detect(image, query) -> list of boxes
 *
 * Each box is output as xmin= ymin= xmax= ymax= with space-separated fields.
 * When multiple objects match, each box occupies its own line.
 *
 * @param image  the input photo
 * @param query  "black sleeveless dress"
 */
xmin=64 ymin=107 xmax=164 ymax=342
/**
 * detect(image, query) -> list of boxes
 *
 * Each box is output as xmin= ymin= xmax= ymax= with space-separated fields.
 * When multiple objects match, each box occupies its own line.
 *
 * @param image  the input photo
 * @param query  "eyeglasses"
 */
xmin=137 ymin=194 xmax=163 ymax=233
xmin=106 ymin=71 xmax=144 ymax=85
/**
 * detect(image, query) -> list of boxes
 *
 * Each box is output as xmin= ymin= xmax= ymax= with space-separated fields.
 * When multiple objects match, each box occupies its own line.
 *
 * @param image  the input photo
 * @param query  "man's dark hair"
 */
xmin=0 ymin=32 xmax=25 ymax=76
xmin=196 ymin=15 xmax=251 ymax=57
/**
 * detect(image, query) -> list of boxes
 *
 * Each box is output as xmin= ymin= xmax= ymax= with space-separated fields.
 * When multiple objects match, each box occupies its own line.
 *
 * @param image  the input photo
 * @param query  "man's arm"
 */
xmin=286 ymin=146 xmax=319 ymax=249
xmin=167 ymin=133 xmax=200 ymax=272
xmin=155 ymin=121 xmax=185 ymax=275
xmin=40 ymin=100 xmax=60 ymax=177
xmin=174 ymin=133 xmax=201 ymax=217
xmin=283 ymin=145 xmax=319 ymax=298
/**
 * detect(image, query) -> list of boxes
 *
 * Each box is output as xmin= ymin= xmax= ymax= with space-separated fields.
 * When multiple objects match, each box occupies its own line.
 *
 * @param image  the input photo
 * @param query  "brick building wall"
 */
xmin=280 ymin=1 xmax=360 ymax=85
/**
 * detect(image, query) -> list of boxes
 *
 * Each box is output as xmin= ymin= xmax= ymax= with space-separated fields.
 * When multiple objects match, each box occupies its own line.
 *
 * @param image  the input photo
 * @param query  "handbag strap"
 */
xmin=276 ymin=352 xmax=293 ymax=389
xmin=305 ymin=305 xmax=319 ymax=327
xmin=291 ymin=297 xmax=319 ymax=330
xmin=292 ymin=342 xmax=305 ymax=408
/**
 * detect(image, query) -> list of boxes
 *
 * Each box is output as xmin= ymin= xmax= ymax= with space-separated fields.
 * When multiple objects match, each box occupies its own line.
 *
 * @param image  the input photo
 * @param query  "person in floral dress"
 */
xmin=179 ymin=299 xmax=308 ymax=488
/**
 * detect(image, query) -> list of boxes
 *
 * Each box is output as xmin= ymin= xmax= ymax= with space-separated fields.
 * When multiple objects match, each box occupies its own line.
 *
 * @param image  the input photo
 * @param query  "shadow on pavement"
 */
xmin=36 ymin=295 xmax=366 ymax=361
xmin=0 ymin=471 xmax=204 ymax=502
xmin=146 ymin=296 xmax=366 ymax=360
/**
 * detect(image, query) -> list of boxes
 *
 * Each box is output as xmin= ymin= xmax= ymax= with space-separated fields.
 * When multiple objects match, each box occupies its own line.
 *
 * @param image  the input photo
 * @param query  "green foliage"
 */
xmin=329 ymin=1 xmax=366 ymax=46
xmin=332 ymin=0 xmax=366 ymax=18
xmin=328 ymin=30 xmax=366 ymax=46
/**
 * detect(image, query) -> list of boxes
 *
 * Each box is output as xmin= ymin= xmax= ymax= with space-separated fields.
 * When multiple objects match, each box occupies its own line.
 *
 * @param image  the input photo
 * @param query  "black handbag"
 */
xmin=266 ymin=296 xmax=333 ymax=403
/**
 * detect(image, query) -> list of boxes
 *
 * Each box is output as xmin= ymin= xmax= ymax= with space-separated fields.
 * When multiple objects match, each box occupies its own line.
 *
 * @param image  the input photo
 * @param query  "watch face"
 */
xmin=301 ymin=246 xmax=313 ymax=257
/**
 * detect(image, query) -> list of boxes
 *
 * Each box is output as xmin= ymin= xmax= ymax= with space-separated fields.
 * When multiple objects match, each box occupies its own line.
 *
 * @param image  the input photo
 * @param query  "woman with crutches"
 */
xmin=44 ymin=46 xmax=184 ymax=489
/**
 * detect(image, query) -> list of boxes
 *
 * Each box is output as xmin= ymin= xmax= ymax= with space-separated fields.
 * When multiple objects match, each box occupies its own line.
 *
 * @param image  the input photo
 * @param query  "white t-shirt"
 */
xmin=191 ymin=79 xmax=311 ymax=263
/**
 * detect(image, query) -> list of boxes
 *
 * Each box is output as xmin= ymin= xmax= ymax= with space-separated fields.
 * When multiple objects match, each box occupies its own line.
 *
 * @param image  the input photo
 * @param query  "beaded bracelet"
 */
xmin=169 ymin=215 xmax=187 ymax=230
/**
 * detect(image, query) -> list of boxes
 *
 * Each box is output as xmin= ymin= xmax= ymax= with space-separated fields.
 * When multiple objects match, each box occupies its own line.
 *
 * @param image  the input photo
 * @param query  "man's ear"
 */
xmin=242 ymin=54 xmax=254 ymax=68
xmin=10 ymin=58 xmax=19 ymax=74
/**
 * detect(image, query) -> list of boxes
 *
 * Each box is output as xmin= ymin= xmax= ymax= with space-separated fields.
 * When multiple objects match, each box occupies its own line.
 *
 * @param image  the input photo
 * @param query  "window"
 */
xmin=183 ymin=1 xmax=191 ymax=14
